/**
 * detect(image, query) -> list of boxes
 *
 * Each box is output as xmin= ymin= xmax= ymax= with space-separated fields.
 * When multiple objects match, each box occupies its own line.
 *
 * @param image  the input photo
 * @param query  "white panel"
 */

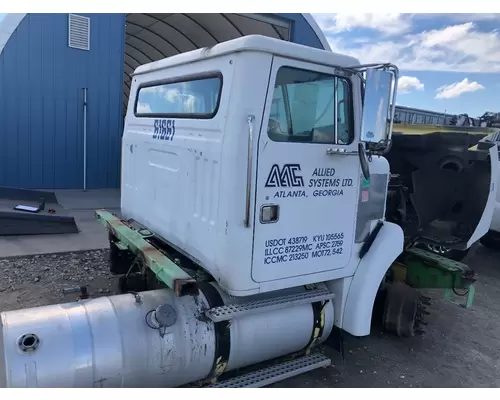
xmin=68 ymin=13 xmax=90 ymax=51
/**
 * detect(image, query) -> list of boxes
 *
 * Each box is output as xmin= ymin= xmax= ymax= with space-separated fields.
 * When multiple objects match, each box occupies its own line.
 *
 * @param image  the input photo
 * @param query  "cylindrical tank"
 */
xmin=0 ymin=283 xmax=334 ymax=388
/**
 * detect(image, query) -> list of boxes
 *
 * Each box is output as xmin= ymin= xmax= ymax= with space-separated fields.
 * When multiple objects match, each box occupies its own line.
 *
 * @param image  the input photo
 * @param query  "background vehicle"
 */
xmin=389 ymin=106 xmax=500 ymax=260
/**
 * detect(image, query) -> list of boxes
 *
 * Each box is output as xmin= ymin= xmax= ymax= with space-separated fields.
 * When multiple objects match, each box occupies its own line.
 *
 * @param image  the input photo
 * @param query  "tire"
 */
xmin=382 ymin=282 xmax=421 ymax=337
xmin=480 ymin=230 xmax=500 ymax=251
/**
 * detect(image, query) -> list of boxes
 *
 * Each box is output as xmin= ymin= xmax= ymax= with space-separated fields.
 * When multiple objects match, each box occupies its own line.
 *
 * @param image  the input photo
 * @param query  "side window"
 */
xmin=269 ymin=87 xmax=288 ymax=133
xmin=134 ymin=74 xmax=222 ymax=119
xmin=267 ymin=66 xmax=354 ymax=145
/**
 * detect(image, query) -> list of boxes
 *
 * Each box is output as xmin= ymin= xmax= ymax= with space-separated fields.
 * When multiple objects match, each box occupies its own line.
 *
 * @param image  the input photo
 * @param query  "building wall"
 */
xmin=0 ymin=13 xmax=125 ymax=189
xmin=0 ymin=13 xmax=324 ymax=190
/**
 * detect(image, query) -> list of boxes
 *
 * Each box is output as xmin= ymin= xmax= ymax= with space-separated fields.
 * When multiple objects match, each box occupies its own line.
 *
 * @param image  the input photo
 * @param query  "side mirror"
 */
xmin=360 ymin=69 xmax=393 ymax=144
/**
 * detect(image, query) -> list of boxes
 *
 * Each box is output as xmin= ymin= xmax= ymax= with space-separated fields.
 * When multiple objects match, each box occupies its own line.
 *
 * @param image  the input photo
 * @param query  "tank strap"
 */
xmin=198 ymin=282 xmax=231 ymax=380
xmin=303 ymin=285 xmax=328 ymax=354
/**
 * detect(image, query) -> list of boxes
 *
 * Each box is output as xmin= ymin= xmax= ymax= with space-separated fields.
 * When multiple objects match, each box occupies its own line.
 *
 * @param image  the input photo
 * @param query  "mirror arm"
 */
xmin=387 ymin=66 xmax=399 ymax=145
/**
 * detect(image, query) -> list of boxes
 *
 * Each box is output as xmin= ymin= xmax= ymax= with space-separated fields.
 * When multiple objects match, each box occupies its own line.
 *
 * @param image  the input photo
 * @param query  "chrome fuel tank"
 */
xmin=0 ymin=284 xmax=334 ymax=387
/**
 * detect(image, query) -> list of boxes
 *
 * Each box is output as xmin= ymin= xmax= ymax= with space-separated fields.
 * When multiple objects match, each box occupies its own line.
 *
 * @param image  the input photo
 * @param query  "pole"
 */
xmin=83 ymin=88 xmax=88 ymax=191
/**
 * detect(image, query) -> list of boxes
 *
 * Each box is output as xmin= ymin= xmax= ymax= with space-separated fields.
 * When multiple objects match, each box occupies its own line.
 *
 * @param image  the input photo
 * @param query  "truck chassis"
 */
xmin=94 ymin=209 xmax=477 ymax=387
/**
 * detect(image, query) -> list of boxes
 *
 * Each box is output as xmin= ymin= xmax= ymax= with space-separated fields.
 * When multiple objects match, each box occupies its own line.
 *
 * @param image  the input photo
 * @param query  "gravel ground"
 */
xmin=0 ymin=249 xmax=118 ymax=311
xmin=0 ymin=245 xmax=500 ymax=387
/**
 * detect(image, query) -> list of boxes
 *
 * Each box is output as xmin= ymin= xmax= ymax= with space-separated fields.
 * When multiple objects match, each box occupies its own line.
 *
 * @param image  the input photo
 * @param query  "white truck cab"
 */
xmin=122 ymin=35 xmax=402 ymax=302
xmin=2 ymin=34 xmax=499 ymax=389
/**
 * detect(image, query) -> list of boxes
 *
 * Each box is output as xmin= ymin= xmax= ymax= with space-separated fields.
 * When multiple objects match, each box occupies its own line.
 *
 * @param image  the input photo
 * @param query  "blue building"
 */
xmin=0 ymin=13 xmax=330 ymax=190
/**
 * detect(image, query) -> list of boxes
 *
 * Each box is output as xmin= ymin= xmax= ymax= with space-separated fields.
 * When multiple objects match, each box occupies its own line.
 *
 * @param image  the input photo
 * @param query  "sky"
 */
xmin=0 ymin=13 xmax=497 ymax=117
xmin=312 ymin=13 xmax=500 ymax=117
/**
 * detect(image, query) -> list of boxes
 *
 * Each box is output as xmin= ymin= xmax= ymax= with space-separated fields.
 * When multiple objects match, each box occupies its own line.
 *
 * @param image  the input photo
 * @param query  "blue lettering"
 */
xmin=152 ymin=119 xmax=176 ymax=141
xmin=153 ymin=120 xmax=160 ymax=139
xmin=161 ymin=120 xmax=167 ymax=140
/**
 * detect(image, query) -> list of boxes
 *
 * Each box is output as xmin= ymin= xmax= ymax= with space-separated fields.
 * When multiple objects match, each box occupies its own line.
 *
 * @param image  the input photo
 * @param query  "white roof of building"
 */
xmin=0 ymin=13 xmax=26 ymax=56
xmin=134 ymin=34 xmax=359 ymax=76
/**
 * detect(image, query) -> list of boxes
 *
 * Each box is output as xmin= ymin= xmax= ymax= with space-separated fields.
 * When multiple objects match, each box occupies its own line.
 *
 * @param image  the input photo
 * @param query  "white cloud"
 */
xmin=315 ymin=14 xmax=500 ymax=72
xmin=313 ymin=13 xmax=412 ymax=35
xmin=418 ymin=23 xmax=473 ymax=47
xmin=165 ymin=88 xmax=180 ymax=103
xmin=136 ymin=102 xmax=152 ymax=113
xmin=398 ymin=76 xmax=424 ymax=93
xmin=435 ymin=78 xmax=484 ymax=99
xmin=328 ymin=36 xmax=405 ymax=65
xmin=416 ymin=13 xmax=500 ymax=23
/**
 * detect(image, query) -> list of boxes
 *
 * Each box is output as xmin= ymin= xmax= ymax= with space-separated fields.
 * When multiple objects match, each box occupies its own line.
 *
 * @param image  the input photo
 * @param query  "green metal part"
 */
xmin=401 ymin=247 xmax=476 ymax=308
xmin=444 ymin=284 xmax=475 ymax=309
xmin=95 ymin=209 xmax=198 ymax=297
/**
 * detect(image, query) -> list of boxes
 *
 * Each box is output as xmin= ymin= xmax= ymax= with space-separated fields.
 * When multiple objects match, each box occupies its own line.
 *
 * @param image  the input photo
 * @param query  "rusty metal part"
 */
xmin=95 ymin=210 xmax=198 ymax=297
xmin=390 ymin=261 xmax=407 ymax=282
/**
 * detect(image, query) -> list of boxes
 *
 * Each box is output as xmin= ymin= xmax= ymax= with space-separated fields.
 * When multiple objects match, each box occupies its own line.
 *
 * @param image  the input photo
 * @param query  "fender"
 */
xmin=490 ymin=199 xmax=500 ymax=233
xmin=487 ymin=142 xmax=500 ymax=233
xmin=467 ymin=141 xmax=499 ymax=246
xmin=342 ymin=221 xmax=404 ymax=337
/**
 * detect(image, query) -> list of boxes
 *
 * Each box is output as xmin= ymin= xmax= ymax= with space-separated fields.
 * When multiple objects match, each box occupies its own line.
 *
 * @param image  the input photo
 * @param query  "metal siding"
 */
xmin=274 ymin=13 xmax=325 ymax=50
xmin=0 ymin=13 xmax=124 ymax=189
xmin=0 ymin=13 xmax=318 ymax=189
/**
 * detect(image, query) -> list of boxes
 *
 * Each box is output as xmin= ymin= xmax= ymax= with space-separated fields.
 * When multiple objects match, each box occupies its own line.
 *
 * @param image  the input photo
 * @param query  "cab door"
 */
xmin=251 ymin=57 xmax=363 ymax=283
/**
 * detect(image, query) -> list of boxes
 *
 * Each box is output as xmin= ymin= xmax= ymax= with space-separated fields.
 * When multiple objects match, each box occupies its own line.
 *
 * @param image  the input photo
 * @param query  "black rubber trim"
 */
xmin=359 ymin=220 xmax=384 ymax=259
xmin=198 ymin=282 xmax=231 ymax=378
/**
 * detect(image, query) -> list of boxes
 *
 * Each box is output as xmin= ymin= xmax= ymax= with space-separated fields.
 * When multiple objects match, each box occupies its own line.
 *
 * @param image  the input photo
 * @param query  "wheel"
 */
xmin=480 ymin=230 xmax=500 ymax=250
xmin=382 ymin=282 xmax=426 ymax=337
xmin=416 ymin=242 xmax=471 ymax=261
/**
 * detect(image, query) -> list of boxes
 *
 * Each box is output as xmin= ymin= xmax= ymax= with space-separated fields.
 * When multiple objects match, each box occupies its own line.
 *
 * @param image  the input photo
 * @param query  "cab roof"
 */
xmin=133 ymin=34 xmax=360 ymax=76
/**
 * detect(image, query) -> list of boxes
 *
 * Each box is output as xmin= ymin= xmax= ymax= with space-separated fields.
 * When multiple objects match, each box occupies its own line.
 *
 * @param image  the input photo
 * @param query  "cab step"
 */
xmin=206 ymin=288 xmax=335 ymax=322
xmin=208 ymin=353 xmax=331 ymax=388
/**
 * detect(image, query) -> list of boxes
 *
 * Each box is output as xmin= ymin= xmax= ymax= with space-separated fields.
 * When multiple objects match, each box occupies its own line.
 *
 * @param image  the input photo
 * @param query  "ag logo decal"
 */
xmin=265 ymin=164 xmax=304 ymax=188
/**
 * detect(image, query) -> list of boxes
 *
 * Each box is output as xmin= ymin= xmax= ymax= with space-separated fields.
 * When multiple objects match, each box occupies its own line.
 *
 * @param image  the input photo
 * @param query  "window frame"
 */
xmin=133 ymin=71 xmax=224 ymax=120
xmin=266 ymin=65 xmax=356 ymax=146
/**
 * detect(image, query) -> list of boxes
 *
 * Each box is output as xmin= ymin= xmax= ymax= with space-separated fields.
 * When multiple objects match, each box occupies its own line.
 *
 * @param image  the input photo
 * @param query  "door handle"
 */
xmin=244 ymin=115 xmax=255 ymax=228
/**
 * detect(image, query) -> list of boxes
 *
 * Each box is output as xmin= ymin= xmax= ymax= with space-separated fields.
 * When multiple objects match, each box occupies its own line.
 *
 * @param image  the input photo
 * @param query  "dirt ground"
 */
xmin=1 ymin=245 xmax=500 ymax=387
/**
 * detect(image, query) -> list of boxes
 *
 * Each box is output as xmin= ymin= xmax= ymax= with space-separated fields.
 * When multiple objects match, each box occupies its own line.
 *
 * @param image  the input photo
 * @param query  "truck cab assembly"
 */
xmin=0 ymin=35 xmax=498 ymax=388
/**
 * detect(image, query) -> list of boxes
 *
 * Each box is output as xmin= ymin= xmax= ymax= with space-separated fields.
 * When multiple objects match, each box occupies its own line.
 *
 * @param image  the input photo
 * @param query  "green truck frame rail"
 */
xmin=396 ymin=247 xmax=476 ymax=308
xmin=95 ymin=210 xmax=198 ymax=297
xmin=95 ymin=210 xmax=476 ymax=308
